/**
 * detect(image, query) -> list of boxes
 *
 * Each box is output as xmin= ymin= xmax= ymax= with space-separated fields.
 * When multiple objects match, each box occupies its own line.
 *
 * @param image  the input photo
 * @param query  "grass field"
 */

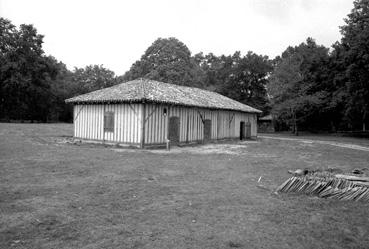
xmin=1 ymin=123 xmax=369 ymax=249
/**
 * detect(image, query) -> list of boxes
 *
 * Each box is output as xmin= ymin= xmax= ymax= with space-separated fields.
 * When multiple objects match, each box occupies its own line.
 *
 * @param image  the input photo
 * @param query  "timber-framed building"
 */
xmin=65 ymin=78 xmax=261 ymax=148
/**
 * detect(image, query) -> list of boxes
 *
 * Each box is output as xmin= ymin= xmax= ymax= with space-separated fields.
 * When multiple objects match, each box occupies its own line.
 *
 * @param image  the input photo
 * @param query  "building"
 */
xmin=258 ymin=114 xmax=275 ymax=133
xmin=65 ymin=78 xmax=262 ymax=148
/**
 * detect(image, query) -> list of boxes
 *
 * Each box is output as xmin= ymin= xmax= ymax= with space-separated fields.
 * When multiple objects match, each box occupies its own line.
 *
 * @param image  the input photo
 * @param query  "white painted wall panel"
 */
xmin=74 ymin=103 xmax=141 ymax=144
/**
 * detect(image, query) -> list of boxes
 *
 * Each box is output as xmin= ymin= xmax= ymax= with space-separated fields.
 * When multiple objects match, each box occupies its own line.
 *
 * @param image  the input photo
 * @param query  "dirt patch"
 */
xmin=147 ymin=141 xmax=258 ymax=155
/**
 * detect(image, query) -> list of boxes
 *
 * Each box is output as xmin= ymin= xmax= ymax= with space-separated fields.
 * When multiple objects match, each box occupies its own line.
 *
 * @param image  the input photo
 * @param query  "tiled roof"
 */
xmin=65 ymin=78 xmax=261 ymax=113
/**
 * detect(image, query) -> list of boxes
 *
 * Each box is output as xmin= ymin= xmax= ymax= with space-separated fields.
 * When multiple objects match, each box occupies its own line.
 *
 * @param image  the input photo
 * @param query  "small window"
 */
xmin=104 ymin=112 xmax=114 ymax=132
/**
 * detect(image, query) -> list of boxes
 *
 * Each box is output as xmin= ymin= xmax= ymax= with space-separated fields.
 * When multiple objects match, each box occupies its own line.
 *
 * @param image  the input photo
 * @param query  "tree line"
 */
xmin=0 ymin=18 xmax=118 ymax=122
xmin=269 ymin=0 xmax=369 ymax=133
xmin=1 ymin=0 xmax=368 ymax=132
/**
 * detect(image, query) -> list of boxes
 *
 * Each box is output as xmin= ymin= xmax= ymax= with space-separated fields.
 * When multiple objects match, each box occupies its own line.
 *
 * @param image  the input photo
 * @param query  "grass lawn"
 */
xmin=1 ymin=123 xmax=369 ymax=249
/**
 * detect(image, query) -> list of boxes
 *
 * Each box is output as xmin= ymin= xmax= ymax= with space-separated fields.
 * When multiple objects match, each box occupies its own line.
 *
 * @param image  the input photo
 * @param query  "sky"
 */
xmin=0 ymin=0 xmax=354 ymax=75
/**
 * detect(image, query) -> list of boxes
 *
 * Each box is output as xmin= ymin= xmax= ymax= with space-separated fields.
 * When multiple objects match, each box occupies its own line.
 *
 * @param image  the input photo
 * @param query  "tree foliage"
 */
xmin=221 ymin=52 xmax=272 ymax=112
xmin=122 ymin=38 xmax=272 ymax=112
xmin=71 ymin=65 xmax=117 ymax=94
xmin=0 ymin=18 xmax=119 ymax=122
xmin=268 ymin=38 xmax=331 ymax=133
xmin=194 ymin=51 xmax=272 ymax=112
xmin=193 ymin=52 xmax=234 ymax=91
xmin=0 ymin=18 xmax=57 ymax=121
xmin=338 ymin=0 xmax=369 ymax=130
xmin=268 ymin=0 xmax=369 ymax=132
xmin=122 ymin=37 xmax=205 ymax=87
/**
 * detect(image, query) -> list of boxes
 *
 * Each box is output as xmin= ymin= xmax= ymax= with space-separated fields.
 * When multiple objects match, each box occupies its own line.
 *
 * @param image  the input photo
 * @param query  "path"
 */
xmin=259 ymin=135 xmax=369 ymax=152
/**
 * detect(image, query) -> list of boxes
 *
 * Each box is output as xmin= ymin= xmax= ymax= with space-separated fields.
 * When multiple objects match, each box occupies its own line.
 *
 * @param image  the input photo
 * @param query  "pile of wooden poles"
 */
xmin=276 ymin=171 xmax=369 ymax=202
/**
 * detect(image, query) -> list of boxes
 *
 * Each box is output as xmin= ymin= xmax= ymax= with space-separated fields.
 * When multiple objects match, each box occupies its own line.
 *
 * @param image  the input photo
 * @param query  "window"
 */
xmin=104 ymin=112 xmax=114 ymax=132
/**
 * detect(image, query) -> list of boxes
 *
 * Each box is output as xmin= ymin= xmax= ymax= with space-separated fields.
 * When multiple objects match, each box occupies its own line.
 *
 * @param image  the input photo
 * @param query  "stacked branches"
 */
xmin=277 ymin=172 xmax=369 ymax=202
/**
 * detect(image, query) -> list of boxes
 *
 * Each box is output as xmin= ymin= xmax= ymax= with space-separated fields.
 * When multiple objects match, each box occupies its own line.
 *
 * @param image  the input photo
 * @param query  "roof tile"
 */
xmin=65 ymin=78 xmax=261 ymax=113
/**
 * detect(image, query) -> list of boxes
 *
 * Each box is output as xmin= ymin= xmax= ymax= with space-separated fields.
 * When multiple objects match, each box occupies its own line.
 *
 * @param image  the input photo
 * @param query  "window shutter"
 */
xmin=104 ymin=112 xmax=114 ymax=132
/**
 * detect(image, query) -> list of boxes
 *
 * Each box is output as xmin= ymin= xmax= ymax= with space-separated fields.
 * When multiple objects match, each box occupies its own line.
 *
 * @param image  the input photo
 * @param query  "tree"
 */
xmin=339 ymin=0 xmax=369 ymax=131
xmin=0 ymin=18 xmax=58 ymax=121
xmin=220 ymin=51 xmax=272 ymax=113
xmin=46 ymin=57 xmax=75 ymax=121
xmin=268 ymin=38 xmax=330 ymax=134
xmin=122 ymin=37 xmax=205 ymax=87
xmin=269 ymin=1 xmax=369 ymax=133
xmin=0 ymin=18 xmax=123 ymax=122
xmin=323 ymin=42 xmax=349 ymax=131
xmin=71 ymin=65 xmax=117 ymax=95
xmin=194 ymin=51 xmax=272 ymax=113
xmin=194 ymin=52 xmax=235 ymax=91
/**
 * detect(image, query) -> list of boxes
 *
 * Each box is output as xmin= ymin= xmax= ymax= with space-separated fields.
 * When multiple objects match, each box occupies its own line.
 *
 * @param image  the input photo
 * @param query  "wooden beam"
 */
xmin=196 ymin=109 xmax=205 ymax=124
xmin=166 ymin=106 xmax=170 ymax=140
xmin=145 ymin=105 xmax=159 ymax=122
xmin=140 ymin=103 xmax=146 ymax=148
xmin=74 ymin=105 xmax=85 ymax=121
xmin=128 ymin=103 xmax=138 ymax=117
xmin=229 ymin=113 xmax=235 ymax=128
xmin=103 ymin=104 xmax=106 ymax=143
xmin=335 ymin=174 xmax=369 ymax=182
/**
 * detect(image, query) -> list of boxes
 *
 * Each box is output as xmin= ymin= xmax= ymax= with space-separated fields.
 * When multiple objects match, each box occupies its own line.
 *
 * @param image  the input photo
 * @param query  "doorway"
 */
xmin=245 ymin=121 xmax=251 ymax=139
xmin=168 ymin=116 xmax=180 ymax=145
xmin=204 ymin=119 xmax=212 ymax=142
xmin=240 ymin=121 xmax=245 ymax=140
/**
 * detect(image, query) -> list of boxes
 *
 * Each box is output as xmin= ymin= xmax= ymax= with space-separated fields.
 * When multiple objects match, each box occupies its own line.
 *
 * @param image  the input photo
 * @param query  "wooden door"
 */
xmin=245 ymin=122 xmax=251 ymax=139
xmin=168 ymin=116 xmax=180 ymax=145
xmin=240 ymin=121 xmax=245 ymax=140
xmin=204 ymin=119 xmax=212 ymax=142
xmin=217 ymin=114 xmax=221 ymax=139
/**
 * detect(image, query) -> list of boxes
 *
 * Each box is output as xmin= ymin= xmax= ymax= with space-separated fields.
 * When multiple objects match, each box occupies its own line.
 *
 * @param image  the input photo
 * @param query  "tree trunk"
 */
xmin=363 ymin=110 xmax=367 ymax=132
xmin=294 ymin=121 xmax=299 ymax=136
xmin=330 ymin=121 xmax=336 ymax=133
xmin=293 ymin=110 xmax=298 ymax=136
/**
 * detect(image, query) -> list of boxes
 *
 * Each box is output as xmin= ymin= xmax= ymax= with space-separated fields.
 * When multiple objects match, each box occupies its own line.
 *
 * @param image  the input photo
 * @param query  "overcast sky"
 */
xmin=1 ymin=0 xmax=353 ymax=75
